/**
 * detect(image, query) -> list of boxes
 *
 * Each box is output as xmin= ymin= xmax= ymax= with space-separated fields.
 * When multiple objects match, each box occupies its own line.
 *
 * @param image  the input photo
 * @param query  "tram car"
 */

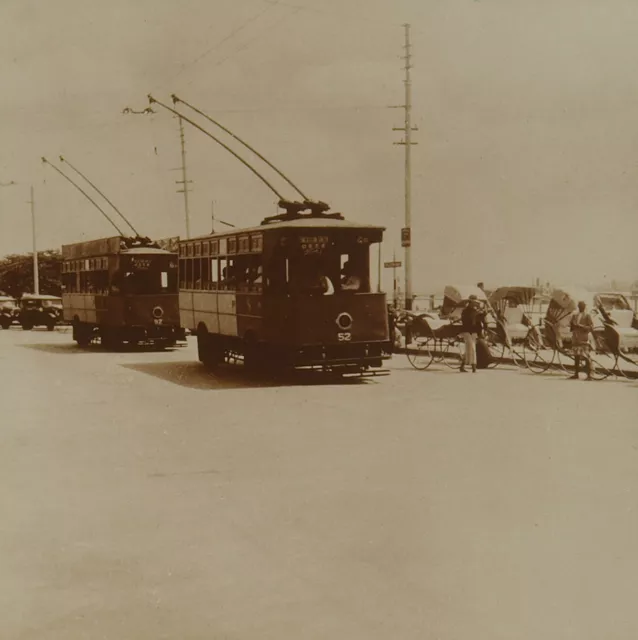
xmin=178 ymin=209 xmax=390 ymax=374
xmin=61 ymin=235 xmax=186 ymax=348
xmin=0 ymin=295 xmax=19 ymax=329
xmin=18 ymin=294 xmax=63 ymax=331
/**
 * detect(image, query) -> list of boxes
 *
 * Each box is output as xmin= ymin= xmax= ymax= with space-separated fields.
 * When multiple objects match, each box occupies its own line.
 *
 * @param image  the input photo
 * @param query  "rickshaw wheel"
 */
xmin=613 ymin=353 xmax=634 ymax=379
xmin=484 ymin=332 xmax=504 ymax=368
xmin=441 ymin=339 xmax=463 ymax=369
xmin=555 ymin=349 xmax=573 ymax=373
xmin=406 ymin=337 xmax=434 ymax=370
xmin=522 ymin=338 xmax=554 ymax=374
xmin=588 ymin=354 xmax=612 ymax=380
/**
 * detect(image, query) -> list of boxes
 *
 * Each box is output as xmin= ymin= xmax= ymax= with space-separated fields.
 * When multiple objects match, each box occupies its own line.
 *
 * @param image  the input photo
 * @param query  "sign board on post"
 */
xmin=401 ymin=227 xmax=411 ymax=247
xmin=384 ymin=261 xmax=402 ymax=268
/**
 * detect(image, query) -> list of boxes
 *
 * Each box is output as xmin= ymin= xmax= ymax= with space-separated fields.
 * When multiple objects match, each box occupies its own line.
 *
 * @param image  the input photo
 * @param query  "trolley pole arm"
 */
xmin=172 ymin=94 xmax=312 ymax=203
xmin=41 ymin=157 xmax=126 ymax=236
xmin=58 ymin=156 xmax=141 ymax=237
xmin=148 ymin=95 xmax=287 ymax=202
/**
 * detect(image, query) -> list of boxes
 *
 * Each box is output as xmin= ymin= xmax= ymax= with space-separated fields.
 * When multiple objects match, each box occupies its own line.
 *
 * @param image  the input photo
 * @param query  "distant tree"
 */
xmin=0 ymin=250 xmax=62 ymax=298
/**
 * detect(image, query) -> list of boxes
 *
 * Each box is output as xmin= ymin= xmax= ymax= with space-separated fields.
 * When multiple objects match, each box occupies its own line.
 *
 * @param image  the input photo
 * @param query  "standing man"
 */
xmin=569 ymin=300 xmax=594 ymax=380
xmin=460 ymin=294 xmax=484 ymax=373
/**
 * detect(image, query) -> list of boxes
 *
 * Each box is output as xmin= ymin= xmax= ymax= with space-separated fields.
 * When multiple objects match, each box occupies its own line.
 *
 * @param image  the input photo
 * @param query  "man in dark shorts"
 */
xmin=569 ymin=300 xmax=594 ymax=380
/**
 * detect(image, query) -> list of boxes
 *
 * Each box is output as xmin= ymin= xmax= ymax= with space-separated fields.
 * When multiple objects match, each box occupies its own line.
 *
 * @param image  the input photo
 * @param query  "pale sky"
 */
xmin=1 ymin=0 xmax=637 ymax=293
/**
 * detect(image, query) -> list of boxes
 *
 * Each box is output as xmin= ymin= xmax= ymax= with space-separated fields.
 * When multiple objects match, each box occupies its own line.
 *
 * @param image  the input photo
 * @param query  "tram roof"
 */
xmin=188 ymin=217 xmax=385 ymax=242
xmin=62 ymin=236 xmax=174 ymax=259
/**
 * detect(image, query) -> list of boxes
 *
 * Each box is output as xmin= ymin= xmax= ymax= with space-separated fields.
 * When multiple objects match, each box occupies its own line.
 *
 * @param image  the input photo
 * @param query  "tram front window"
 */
xmin=113 ymin=255 xmax=178 ymax=295
xmin=279 ymin=244 xmax=371 ymax=295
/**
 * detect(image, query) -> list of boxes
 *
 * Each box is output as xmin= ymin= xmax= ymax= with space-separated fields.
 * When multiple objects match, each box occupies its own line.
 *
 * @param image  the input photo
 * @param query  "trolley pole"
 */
xmin=29 ymin=185 xmax=39 ymax=295
xmin=393 ymin=23 xmax=417 ymax=311
xmin=176 ymin=116 xmax=192 ymax=239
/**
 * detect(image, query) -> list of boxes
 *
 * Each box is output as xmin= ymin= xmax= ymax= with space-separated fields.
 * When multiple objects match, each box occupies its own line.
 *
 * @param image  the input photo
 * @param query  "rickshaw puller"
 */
xmin=569 ymin=300 xmax=594 ymax=380
xmin=460 ymin=294 xmax=484 ymax=373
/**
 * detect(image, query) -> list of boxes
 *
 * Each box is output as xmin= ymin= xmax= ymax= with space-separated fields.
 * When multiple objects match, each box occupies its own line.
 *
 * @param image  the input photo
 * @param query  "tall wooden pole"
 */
xmin=30 ymin=186 xmax=39 ymax=295
xmin=403 ymin=23 xmax=413 ymax=310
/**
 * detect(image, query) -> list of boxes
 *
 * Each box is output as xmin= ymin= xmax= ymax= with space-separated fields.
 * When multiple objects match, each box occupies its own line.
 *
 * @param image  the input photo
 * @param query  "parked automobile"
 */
xmin=18 ymin=294 xmax=63 ymax=331
xmin=0 ymin=295 xmax=19 ymax=329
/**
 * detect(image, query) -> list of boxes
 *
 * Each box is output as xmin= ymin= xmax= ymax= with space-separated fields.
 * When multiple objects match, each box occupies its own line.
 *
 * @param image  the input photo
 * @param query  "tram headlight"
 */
xmin=335 ymin=312 xmax=353 ymax=331
xmin=152 ymin=306 xmax=164 ymax=319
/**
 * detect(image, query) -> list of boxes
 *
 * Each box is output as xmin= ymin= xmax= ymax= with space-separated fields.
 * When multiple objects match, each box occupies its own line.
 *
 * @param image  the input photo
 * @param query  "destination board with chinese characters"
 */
xmin=300 ymin=236 xmax=329 ymax=255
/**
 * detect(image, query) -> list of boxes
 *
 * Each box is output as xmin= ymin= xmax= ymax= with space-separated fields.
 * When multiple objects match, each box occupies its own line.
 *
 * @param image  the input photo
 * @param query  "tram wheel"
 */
xmin=76 ymin=332 xmax=92 ymax=347
xmin=522 ymin=338 xmax=554 ymax=374
xmin=197 ymin=328 xmax=221 ymax=369
xmin=406 ymin=338 xmax=434 ymax=370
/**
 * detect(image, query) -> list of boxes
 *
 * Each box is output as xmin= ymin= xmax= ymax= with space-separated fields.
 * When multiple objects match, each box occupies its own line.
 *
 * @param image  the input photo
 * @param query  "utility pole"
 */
xmin=175 ymin=116 xmax=192 ymax=239
xmin=392 ymin=23 xmax=417 ymax=310
xmin=29 ymin=186 xmax=39 ymax=295
xmin=393 ymin=250 xmax=398 ymax=308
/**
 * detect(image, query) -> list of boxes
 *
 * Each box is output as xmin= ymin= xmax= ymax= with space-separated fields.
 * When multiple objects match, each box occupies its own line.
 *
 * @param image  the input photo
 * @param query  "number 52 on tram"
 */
xmin=179 ymin=214 xmax=391 ymax=375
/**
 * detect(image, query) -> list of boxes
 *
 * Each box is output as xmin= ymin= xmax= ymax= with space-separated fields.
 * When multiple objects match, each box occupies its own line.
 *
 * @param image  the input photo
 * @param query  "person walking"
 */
xmin=569 ymin=300 xmax=594 ymax=380
xmin=460 ymin=294 xmax=484 ymax=373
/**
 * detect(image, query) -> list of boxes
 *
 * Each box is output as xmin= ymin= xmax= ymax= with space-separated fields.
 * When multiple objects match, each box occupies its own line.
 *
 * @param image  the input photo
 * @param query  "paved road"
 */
xmin=1 ymin=328 xmax=637 ymax=640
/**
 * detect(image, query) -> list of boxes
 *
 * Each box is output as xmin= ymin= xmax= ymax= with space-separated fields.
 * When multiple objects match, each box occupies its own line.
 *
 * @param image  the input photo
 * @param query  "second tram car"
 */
xmin=61 ymin=236 xmax=186 ymax=348
xmin=179 ymin=211 xmax=390 ymax=374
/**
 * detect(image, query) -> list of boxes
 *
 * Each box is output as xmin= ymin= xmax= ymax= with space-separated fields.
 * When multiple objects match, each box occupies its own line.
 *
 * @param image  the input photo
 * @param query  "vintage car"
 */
xmin=0 ymin=295 xmax=19 ymax=329
xmin=18 ymin=294 xmax=63 ymax=331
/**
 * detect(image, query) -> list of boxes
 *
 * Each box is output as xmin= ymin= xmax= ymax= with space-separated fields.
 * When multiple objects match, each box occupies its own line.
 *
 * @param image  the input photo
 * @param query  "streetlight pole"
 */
xmin=29 ymin=186 xmax=39 ymax=295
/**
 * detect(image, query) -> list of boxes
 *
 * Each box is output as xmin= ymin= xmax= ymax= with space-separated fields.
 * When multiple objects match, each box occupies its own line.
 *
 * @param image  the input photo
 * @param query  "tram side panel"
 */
xmin=185 ymin=290 xmax=262 ymax=342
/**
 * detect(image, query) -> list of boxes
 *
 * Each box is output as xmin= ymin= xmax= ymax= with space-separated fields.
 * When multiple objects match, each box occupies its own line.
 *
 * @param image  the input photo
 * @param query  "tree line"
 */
xmin=0 ymin=250 xmax=62 ymax=298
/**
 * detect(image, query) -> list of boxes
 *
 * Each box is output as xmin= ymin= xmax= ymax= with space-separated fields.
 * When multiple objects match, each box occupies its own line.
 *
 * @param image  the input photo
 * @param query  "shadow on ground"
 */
xmin=19 ymin=342 xmax=181 ymax=355
xmin=119 ymin=360 xmax=375 ymax=391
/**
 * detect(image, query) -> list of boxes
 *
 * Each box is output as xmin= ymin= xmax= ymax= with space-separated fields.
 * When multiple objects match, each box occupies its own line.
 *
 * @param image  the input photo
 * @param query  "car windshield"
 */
xmin=113 ymin=253 xmax=178 ymax=295
xmin=41 ymin=299 xmax=61 ymax=308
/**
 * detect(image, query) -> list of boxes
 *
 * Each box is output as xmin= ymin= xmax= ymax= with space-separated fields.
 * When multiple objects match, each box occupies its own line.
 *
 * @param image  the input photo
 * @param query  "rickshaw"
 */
xmin=18 ymin=294 xmax=63 ymax=331
xmin=487 ymin=286 xmax=544 ymax=365
xmin=405 ymin=285 xmax=493 ymax=370
xmin=0 ymin=295 xmax=19 ymax=329
xmin=522 ymin=287 xmax=633 ymax=379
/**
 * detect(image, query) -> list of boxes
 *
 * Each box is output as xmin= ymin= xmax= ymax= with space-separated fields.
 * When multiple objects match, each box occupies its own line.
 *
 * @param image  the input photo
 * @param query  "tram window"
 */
xmin=186 ymin=259 xmax=193 ymax=289
xmin=234 ymin=254 xmax=262 ymax=292
xmin=193 ymin=258 xmax=202 ymax=289
xmin=179 ymin=259 xmax=186 ymax=288
xmin=339 ymin=250 xmax=369 ymax=293
xmin=201 ymin=257 xmax=210 ymax=289
xmin=211 ymin=259 xmax=219 ymax=289
xmin=220 ymin=258 xmax=237 ymax=290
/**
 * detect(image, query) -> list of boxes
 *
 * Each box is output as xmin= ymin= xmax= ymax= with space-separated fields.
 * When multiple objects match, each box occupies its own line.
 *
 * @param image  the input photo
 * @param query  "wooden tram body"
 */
xmin=61 ymin=236 xmax=185 ymax=348
xmin=179 ymin=214 xmax=390 ymax=373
